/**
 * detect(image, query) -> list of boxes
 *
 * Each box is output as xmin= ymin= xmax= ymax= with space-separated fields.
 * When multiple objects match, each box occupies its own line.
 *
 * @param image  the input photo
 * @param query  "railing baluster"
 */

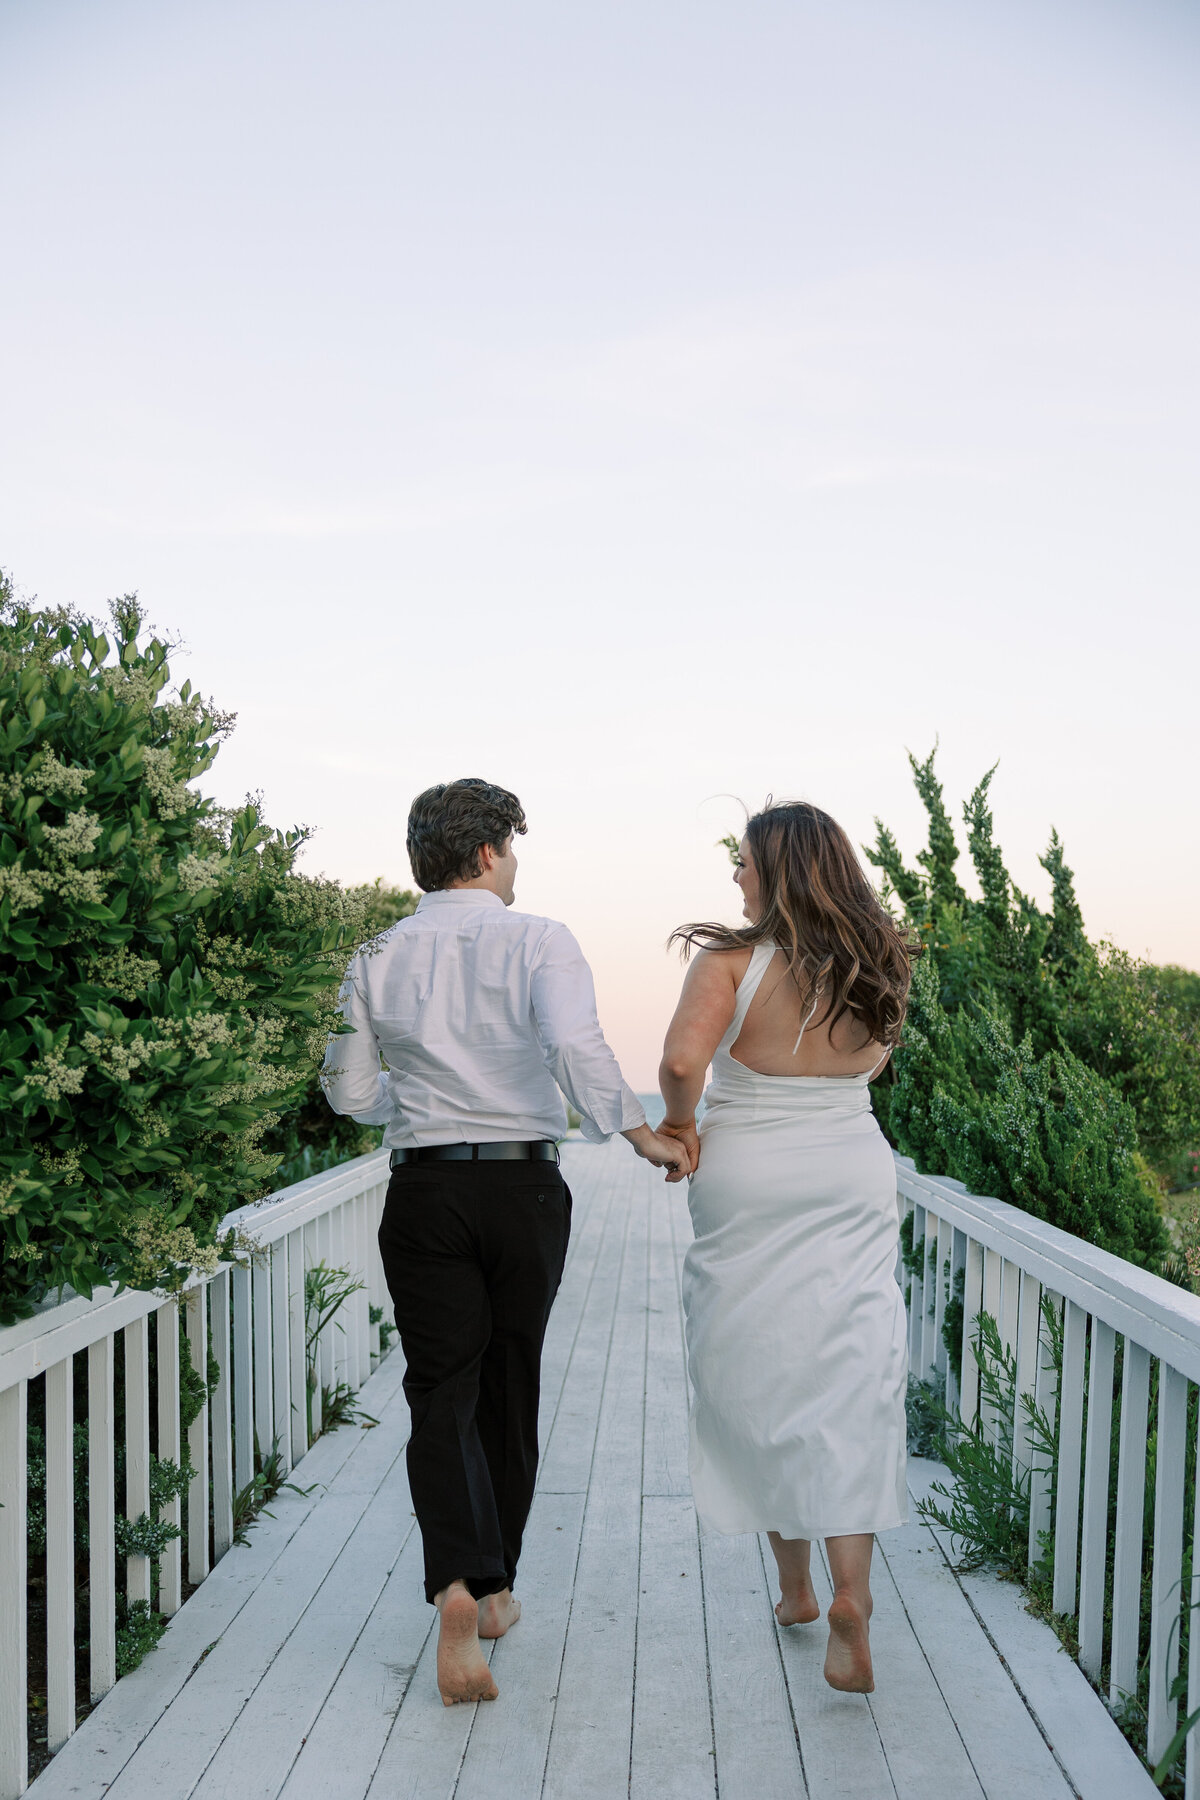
xmin=0 ymin=1375 xmax=28 ymax=1798
xmin=1078 ymin=1318 xmax=1116 ymax=1678
xmin=44 ymin=1356 xmax=75 ymax=1753
xmin=919 ymin=1208 xmax=939 ymax=1383
xmin=1028 ymin=1290 xmax=1060 ymax=1572
xmin=354 ymin=1192 xmax=370 ymax=1386
xmin=1052 ymin=1301 xmax=1087 ymax=1616
xmin=88 ymin=1336 xmax=116 ymax=1702
xmin=210 ymin=1270 xmax=233 ymax=1560
xmin=124 ymin=1316 xmax=151 ymax=1607
xmin=305 ymin=1217 xmax=323 ymax=1439
xmin=288 ymin=1226 xmax=308 ymax=1463
xmin=317 ymin=1211 xmax=335 ymax=1401
xmin=231 ymin=1263 xmax=253 ymax=1495
xmin=1149 ymin=1362 xmax=1189 ymax=1767
xmin=186 ymin=1286 xmax=210 ymax=1585
xmin=947 ymin=1226 xmax=966 ymax=1417
xmin=1187 ymin=1415 xmax=1200 ymax=1800
xmin=979 ymin=1247 xmax=1003 ymax=1443
xmin=155 ymin=1301 xmax=182 ymax=1614
xmin=252 ymin=1256 xmax=274 ymax=1461
xmin=908 ymin=1203 xmax=925 ymax=1371
xmin=1111 ymin=1338 xmax=1151 ymax=1707
xmin=271 ymin=1240 xmax=292 ymax=1474
xmin=1012 ymin=1270 xmax=1041 ymax=1480
xmin=961 ymin=1236 xmax=984 ymax=1425
xmin=932 ymin=1214 xmax=950 ymax=1380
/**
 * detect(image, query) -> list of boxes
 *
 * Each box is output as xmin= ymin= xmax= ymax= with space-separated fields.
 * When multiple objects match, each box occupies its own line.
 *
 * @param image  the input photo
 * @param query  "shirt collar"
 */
xmin=416 ymin=889 xmax=507 ymax=912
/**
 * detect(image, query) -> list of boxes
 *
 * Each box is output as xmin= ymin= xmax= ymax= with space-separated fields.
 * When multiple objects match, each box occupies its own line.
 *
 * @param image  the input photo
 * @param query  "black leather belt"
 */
xmin=389 ymin=1140 xmax=559 ymax=1168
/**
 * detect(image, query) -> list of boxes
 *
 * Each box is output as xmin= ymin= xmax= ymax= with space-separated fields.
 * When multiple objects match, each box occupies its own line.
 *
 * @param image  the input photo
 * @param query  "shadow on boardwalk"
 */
xmin=29 ymin=1141 xmax=1151 ymax=1800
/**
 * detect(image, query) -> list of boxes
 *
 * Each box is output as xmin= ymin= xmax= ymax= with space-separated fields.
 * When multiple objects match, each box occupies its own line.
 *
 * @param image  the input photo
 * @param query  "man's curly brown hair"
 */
xmin=406 ymin=778 xmax=527 ymax=892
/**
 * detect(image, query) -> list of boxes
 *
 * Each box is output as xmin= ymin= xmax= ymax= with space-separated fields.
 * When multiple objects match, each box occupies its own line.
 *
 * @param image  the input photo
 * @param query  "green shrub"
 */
xmin=870 ymin=747 xmax=1191 ymax=1268
xmin=0 ymin=581 xmax=381 ymax=1320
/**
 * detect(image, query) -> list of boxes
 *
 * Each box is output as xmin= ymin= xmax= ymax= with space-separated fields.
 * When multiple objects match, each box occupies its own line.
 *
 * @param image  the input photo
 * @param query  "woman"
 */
xmin=658 ymin=801 xmax=917 ymax=1693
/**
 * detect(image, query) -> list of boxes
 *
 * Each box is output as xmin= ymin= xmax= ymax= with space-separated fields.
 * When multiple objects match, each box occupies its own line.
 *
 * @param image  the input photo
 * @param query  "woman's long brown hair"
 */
xmin=672 ymin=801 xmax=920 ymax=1047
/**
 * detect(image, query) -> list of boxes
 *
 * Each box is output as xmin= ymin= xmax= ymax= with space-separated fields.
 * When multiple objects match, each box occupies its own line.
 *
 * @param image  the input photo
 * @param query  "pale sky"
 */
xmin=3 ymin=0 xmax=1198 ymax=1086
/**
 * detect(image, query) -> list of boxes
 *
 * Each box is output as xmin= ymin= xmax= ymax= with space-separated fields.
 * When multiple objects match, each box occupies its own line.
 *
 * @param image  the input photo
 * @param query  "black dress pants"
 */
xmin=377 ymin=1158 xmax=571 ymax=1605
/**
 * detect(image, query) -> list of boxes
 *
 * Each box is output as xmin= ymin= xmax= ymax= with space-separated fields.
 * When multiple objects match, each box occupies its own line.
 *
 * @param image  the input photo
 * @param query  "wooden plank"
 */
xmin=772 ymin=1538 xmax=895 ymax=1800
xmin=1077 ymin=1319 xmax=1115 ymax=1679
xmin=1012 ymin=1270 xmax=1041 ymax=1483
xmin=155 ymin=1301 xmax=182 ymax=1616
xmin=979 ymin=1248 xmax=1003 ymax=1445
xmin=1051 ymin=1301 xmax=1087 ymax=1616
xmin=0 ymin=1377 xmax=29 ymax=1799
xmin=88 ymin=1336 xmax=117 ymax=1702
xmin=642 ymin=1175 xmax=690 ymax=1499
xmin=1149 ymin=1362 xmax=1189 ymax=1768
xmin=26 ymin=1354 xmax=410 ymax=1800
xmin=276 ymin=1523 xmax=430 ymax=1800
xmin=887 ymin=1488 xmax=1073 ymax=1796
xmin=543 ymin=1160 xmax=648 ymax=1799
xmin=699 ymin=1532 xmax=807 ymax=1800
xmin=536 ymin=1171 xmax=623 ymax=1496
xmin=455 ymin=1491 xmax=588 ymax=1798
xmin=124 ymin=1317 xmax=152 ymax=1606
xmin=231 ymin=1265 xmax=253 ymax=1496
xmin=631 ymin=1495 xmax=716 ymax=1799
xmin=1111 ymin=1339 xmax=1151 ymax=1707
xmin=270 ymin=1241 xmax=292 ymax=1476
xmin=189 ymin=1442 xmax=413 ymax=1800
xmin=186 ymin=1286 xmax=210 ymax=1586
xmin=44 ymin=1355 xmax=76 ymax=1754
xmin=957 ymin=1566 xmax=1156 ymax=1798
xmin=101 ymin=1477 xmax=401 ymax=1795
xmin=848 ymin=1541 xmax=983 ymax=1800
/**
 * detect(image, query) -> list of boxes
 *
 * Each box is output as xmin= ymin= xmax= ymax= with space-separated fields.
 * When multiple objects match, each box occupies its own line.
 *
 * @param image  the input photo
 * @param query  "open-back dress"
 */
xmin=682 ymin=942 xmax=908 ymax=1539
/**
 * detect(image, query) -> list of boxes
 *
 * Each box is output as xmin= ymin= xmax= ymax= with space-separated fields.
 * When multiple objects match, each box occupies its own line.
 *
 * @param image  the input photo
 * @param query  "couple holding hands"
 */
xmin=321 ymin=777 xmax=913 ymax=1707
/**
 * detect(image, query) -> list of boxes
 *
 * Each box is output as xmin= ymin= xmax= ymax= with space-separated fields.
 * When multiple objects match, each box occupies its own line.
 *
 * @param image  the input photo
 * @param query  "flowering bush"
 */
xmin=0 ymin=581 xmax=378 ymax=1321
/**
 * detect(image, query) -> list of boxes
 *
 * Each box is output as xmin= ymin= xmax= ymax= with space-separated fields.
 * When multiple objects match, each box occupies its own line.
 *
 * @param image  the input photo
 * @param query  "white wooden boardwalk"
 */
xmin=29 ymin=1141 xmax=1153 ymax=1800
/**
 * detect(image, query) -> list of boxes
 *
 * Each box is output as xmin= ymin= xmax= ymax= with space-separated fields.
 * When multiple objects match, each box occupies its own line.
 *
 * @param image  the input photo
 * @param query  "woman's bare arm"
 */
xmin=658 ymin=951 xmax=742 ymax=1134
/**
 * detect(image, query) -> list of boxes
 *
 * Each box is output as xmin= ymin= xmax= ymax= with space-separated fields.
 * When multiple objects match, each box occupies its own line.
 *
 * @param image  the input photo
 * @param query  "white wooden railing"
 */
xmin=899 ymin=1154 xmax=1200 ymax=1794
xmin=0 ymin=1149 xmax=391 ymax=1800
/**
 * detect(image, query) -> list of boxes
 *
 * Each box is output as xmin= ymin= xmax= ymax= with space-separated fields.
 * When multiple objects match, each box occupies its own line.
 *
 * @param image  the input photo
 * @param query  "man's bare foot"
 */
xmin=823 ymin=1593 xmax=874 ymax=1693
xmin=774 ymin=1581 xmax=821 ymax=1627
xmin=477 ymin=1589 xmax=522 ymax=1640
xmin=435 ymin=1582 xmax=499 ymax=1706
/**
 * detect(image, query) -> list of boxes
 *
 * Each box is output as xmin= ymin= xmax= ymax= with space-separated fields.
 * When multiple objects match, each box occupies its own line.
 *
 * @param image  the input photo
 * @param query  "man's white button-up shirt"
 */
xmin=319 ymin=889 xmax=647 ymax=1148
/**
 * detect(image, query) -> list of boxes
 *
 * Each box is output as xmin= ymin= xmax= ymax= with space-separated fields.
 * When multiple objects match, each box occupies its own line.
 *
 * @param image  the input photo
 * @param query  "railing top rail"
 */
xmin=0 ymin=1149 xmax=390 ymax=1392
xmin=897 ymin=1157 xmax=1200 ymax=1384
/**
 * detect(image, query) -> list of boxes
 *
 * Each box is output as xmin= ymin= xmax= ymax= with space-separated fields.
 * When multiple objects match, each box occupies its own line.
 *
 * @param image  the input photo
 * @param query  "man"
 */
xmin=321 ymin=777 xmax=689 ymax=1706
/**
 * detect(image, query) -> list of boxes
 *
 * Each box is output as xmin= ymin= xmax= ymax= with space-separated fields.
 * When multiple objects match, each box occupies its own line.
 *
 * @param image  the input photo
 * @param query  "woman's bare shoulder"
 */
xmin=687 ymin=944 xmax=755 ymax=986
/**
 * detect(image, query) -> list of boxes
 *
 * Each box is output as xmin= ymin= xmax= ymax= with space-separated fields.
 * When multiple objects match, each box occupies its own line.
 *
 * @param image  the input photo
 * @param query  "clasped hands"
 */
xmin=625 ymin=1118 xmax=699 ymax=1184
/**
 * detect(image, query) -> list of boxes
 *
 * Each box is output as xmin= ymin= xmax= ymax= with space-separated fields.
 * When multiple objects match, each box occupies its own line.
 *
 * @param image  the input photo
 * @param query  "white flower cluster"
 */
xmin=140 ymin=745 xmax=192 ymax=820
xmin=28 ymin=750 xmax=93 ymax=800
xmin=24 ymin=1052 xmax=86 ymax=1102
xmin=176 ymin=852 xmax=224 ymax=895
xmin=42 ymin=807 xmax=102 ymax=861
xmin=126 ymin=1214 xmax=221 ymax=1287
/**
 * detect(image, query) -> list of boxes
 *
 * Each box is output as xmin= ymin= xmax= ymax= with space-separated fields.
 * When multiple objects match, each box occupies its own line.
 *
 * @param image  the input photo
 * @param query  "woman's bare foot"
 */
xmin=435 ymin=1582 xmax=499 ymax=1706
xmin=477 ymin=1589 xmax=522 ymax=1639
xmin=823 ymin=1593 xmax=874 ymax=1693
xmin=774 ymin=1581 xmax=821 ymax=1627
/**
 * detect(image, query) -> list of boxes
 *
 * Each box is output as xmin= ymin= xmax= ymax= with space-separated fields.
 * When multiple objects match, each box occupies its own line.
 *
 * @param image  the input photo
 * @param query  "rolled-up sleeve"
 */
xmin=319 ymin=954 xmax=395 ymax=1127
xmin=530 ymin=926 xmax=646 ymax=1143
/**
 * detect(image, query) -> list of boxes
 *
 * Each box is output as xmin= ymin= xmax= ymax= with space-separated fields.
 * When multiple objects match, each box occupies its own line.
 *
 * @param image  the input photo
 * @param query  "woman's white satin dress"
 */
xmin=683 ymin=943 xmax=909 ymax=1539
